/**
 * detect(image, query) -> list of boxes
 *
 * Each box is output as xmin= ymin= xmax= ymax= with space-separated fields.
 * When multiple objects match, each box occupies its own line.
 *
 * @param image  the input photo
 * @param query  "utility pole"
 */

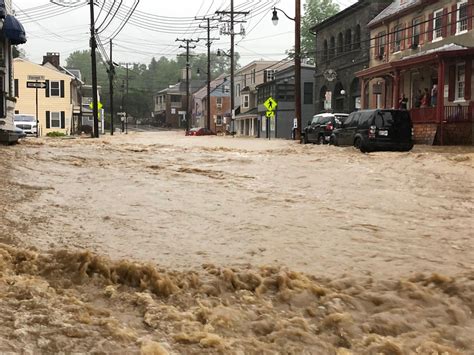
xmin=295 ymin=0 xmax=302 ymax=141
xmin=216 ymin=2 xmax=248 ymax=136
xmin=176 ymin=38 xmax=199 ymax=131
xmin=198 ymin=17 xmax=219 ymax=131
xmin=89 ymin=0 xmax=99 ymax=138
xmin=121 ymin=79 xmax=125 ymax=133
xmin=125 ymin=63 xmax=129 ymax=134
xmin=108 ymin=39 xmax=114 ymax=135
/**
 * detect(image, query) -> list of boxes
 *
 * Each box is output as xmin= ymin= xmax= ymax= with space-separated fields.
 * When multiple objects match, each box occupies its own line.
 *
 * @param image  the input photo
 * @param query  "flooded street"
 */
xmin=1 ymin=131 xmax=473 ymax=353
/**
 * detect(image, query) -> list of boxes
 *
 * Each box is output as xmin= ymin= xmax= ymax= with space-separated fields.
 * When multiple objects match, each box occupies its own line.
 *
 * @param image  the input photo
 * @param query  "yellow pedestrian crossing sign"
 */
xmin=264 ymin=97 xmax=277 ymax=111
xmin=266 ymin=110 xmax=275 ymax=118
xmin=89 ymin=101 xmax=103 ymax=110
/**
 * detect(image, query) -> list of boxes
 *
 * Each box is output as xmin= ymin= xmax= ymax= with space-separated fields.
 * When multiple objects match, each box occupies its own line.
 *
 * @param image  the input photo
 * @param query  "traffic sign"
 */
xmin=89 ymin=101 xmax=103 ymax=110
xmin=26 ymin=81 xmax=47 ymax=89
xmin=27 ymin=75 xmax=45 ymax=81
xmin=266 ymin=110 xmax=275 ymax=118
xmin=264 ymin=97 xmax=278 ymax=111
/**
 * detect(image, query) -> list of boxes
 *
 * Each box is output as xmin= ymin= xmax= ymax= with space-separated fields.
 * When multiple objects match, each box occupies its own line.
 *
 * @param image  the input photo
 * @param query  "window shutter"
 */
xmin=442 ymin=8 xmax=448 ymax=38
xmin=390 ymin=28 xmax=395 ymax=53
xmin=400 ymin=25 xmax=405 ymax=50
xmin=465 ymin=60 xmax=472 ymax=100
xmin=451 ymin=4 xmax=458 ymax=35
xmin=61 ymin=111 xmax=65 ymax=129
xmin=375 ymin=35 xmax=379 ymax=58
xmin=407 ymin=22 xmax=413 ymax=48
xmin=14 ymin=79 xmax=19 ymax=97
xmin=46 ymin=111 xmax=51 ymax=128
xmin=428 ymin=13 xmax=434 ymax=41
xmin=60 ymin=80 xmax=65 ymax=98
xmin=385 ymin=33 xmax=389 ymax=57
xmin=419 ymin=15 xmax=425 ymax=45
xmin=45 ymin=80 xmax=50 ymax=97
xmin=448 ymin=65 xmax=456 ymax=102
xmin=468 ymin=0 xmax=473 ymax=31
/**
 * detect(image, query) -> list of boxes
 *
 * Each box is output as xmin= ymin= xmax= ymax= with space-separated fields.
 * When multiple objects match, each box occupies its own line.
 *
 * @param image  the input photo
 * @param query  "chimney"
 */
xmin=181 ymin=68 xmax=191 ymax=81
xmin=43 ymin=52 xmax=60 ymax=69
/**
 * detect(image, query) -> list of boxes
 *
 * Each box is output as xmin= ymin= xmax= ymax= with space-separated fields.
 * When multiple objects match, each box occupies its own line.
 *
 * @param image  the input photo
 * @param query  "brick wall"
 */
xmin=413 ymin=123 xmax=438 ymax=144
xmin=414 ymin=122 xmax=473 ymax=145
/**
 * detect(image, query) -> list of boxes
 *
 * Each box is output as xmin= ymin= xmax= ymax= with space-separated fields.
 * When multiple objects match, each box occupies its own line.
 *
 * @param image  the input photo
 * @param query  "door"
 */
xmin=307 ymin=115 xmax=319 ymax=142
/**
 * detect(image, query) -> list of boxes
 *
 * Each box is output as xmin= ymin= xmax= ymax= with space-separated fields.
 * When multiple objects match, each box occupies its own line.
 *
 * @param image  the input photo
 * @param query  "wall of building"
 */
xmin=314 ymin=0 xmax=392 ymax=114
xmin=13 ymin=59 xmax=74 ymax=135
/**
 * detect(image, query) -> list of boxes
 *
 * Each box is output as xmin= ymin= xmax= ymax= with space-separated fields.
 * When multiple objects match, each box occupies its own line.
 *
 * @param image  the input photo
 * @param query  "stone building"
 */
xmin=311 ymin=0 xmax=392 ymax=114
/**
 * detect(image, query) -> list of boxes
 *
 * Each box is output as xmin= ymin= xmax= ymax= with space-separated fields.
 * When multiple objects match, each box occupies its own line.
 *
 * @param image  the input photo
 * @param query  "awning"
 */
xmin=3 ymin=15 xmax=27 ymax=45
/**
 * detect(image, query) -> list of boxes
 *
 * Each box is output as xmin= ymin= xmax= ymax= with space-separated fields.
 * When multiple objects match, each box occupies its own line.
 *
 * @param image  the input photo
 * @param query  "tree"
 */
xmin=301 ymin=0 xmax=339 ymax=61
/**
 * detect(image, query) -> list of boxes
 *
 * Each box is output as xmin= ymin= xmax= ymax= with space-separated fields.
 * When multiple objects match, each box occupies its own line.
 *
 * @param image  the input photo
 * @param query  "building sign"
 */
xmin=373 ymin=83 xmax=383 ymax=95
xmin=323 ymin=69 xmax=337 ymax=82
xmin=27 ymin=75 xmax=45 ymax=81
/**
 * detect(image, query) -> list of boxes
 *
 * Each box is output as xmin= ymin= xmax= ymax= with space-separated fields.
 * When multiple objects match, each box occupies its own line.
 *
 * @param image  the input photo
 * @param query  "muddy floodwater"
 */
xmin=0 ymin=131 xmax=473 ymax=353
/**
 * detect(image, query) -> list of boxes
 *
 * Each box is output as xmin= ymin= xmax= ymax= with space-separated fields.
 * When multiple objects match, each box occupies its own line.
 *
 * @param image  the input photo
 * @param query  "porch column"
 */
xmin=393 ymin=69 xmax=400 ymax=109
xmin=361 ymin=79 xmax=366 ymax=109
xmin=437 ymin=58 xmax=445 ymax=145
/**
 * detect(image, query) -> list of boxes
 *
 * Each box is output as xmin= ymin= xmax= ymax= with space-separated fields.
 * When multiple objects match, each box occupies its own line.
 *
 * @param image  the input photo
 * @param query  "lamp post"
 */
xmin=272 ymin=2 xmax=301 ymax=141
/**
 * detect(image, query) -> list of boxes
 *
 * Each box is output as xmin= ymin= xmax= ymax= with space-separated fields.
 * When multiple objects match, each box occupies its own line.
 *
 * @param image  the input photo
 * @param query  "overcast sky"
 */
xmin=14 ymin=0 xmax=357 ymax=67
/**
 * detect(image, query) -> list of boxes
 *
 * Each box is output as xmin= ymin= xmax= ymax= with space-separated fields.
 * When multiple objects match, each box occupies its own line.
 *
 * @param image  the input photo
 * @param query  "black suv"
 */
xmin=302 ymin=113 xmax=349 ymax=144
xmin=330 ymin=109 xmax=414 ymax=152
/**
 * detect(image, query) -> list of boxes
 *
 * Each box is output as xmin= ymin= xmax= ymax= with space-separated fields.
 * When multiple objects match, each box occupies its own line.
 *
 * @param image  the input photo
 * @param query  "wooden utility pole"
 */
xmin=198 ymin=17 xmax=219 ymax=131
xmin=109 ymin=39 xmax=115 ymax=135
xmin=176 ymin=38 xmax=199 ymax=131
xmin=89 ymin=0 xmax=99 ymax=138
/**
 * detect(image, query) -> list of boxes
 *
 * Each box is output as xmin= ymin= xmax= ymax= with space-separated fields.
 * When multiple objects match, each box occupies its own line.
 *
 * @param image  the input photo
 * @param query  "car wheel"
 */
xmin=302 ymin=133 xmax=308 ymax=144
xmin=318 ymin=135 xmax=325 ymax=145
xmin=354 ymin=137 xmax=367 ymax=153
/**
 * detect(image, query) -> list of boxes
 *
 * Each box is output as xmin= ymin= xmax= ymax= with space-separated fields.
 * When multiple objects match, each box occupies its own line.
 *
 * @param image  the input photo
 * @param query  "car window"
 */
xmin=311 ymin=116 xmax=320 ymax=124
xmin=14 ymin=115 xmax=35 ymax=122
xmin=320 ymin=117 xmax=332 ymax=125
xmin=358 ymin=112 xmax=372 ymax=128
xmin=376 ymin=111 xmax=411 ymax=129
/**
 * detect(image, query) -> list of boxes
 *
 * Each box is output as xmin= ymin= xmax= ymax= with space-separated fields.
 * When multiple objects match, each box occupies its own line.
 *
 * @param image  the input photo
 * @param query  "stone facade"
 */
xmin=311 ymin=0 xmax=392 ymax=114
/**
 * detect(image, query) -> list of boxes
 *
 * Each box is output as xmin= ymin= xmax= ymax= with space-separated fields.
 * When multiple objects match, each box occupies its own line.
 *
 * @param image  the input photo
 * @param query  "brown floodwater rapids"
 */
xmin=0 ymin=130 xmax=473 ymax=353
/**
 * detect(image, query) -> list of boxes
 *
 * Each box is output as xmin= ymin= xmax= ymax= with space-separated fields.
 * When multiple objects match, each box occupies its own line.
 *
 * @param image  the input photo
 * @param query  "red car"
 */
xmin=185 ymin=128 xmax=215 ymax=136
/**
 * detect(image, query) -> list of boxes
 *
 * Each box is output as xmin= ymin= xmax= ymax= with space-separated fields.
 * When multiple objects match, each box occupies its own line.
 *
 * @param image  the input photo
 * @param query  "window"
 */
xmin=457 ymin=1 xmax=468 ymax=34
xmin=376 ymin=31 xmax=386 ymax=58
xmin=223 ymin=85 xmax=230 ymax=93
xmin=243 ymin=95 xmax=249 ymax=108
xmin=433 ymin=9 xmax=443 ymax=40
xmin=264 ymin=69 xmax=276 ymax=82
xmin=337 ymin=32 xmax=343 ymax=54
xmin=329 ymin=36 xmax=335 ymax=58
xmin=354 ymin=25 xmax=361 ymax=49
xmin=50 ymin=81 xmax=60 ymax=96
xmin=216 ymin=115 xmax=222 ymax=125
xmin=456 ymin=63 xmax=465 ymax=100
xmin=216 ymin=97 xmax=222 ymax=105
xmin=51 ymin=112 xmax=61 ymax=128
xmin=170 ymin=95 xmax=181 ymax=103
xmin=304 ymin=82 xmax=313 ymax=104
xmin=323 ymin=40 xmax=328 ymax=62
xmin=251 ymin=69 xmax=256 ymax=84
xmin=412 ymin=18 xmax=421 ymax=47
xmin=345 ymin=29 xmax=352 ymax=52
xmin=394 ymin=25 xmax=402 ymax=52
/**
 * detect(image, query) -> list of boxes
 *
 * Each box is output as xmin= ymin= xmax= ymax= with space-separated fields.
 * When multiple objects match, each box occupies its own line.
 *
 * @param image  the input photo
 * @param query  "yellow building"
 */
xmin=13 ymin=56 xmax=82 ymax=136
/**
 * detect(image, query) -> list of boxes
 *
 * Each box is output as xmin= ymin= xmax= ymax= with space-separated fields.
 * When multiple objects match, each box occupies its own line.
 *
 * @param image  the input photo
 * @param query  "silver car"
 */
xmin=14 ymin=114 xmax=37 ymax=136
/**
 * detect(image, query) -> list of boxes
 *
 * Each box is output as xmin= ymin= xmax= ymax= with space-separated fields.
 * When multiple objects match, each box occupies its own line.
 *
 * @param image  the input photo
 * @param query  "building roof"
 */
xmin=193 ymin=74 xmax=227 ymax=100
xmin=157 ymin=80 xmax=206 ymax=95
xmin=368 ymin=0 xmax=420 ymax=28
xmin=401 ymin=43 xmax=468 ymax=60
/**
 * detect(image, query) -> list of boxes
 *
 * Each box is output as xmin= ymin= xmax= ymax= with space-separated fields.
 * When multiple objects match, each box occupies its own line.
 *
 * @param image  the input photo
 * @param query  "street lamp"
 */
xmin=271 ymin=3 xmax=301 ymax=141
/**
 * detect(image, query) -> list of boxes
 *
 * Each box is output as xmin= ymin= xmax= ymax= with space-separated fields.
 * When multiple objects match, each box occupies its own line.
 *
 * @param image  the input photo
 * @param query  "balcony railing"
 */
xmin=409 ymin=107 xmax=437 ymax=123
xmin=445 ymin=104 xmax=472 ymax=123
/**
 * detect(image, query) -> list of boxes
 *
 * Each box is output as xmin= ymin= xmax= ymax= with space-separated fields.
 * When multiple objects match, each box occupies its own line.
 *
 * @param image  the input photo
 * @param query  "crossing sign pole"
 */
xmin=26 ymin=76 xmax=46 ymax=138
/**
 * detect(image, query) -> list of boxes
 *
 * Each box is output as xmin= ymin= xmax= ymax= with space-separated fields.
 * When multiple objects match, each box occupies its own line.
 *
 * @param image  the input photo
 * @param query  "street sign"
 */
xmin=264 ymin=97 xmax=278 ymax=111
xmin=27 ymin=75 xmax=45 ymax=81
xmin=26 ymin=81 xmax=47 ymax=89
xmin=265 ymin=110 xmax=275 ymax=118
xmin=89 ymin=101 xmax=103 ymax=110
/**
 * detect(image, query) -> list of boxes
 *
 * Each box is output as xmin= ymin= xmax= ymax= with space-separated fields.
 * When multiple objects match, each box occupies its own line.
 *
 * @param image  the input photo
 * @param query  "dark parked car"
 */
xmin=185 ymin=127 xmax=216 ymax=136
xmin=302 ymin=113 xmax=349 ymax=144
xmin=330 ymin=109 xmax=414 ymax=152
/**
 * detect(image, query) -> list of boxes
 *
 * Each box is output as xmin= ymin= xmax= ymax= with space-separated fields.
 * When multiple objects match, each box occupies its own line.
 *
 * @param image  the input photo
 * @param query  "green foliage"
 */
xmin=301 ymin=0 xmax=339 ymax=61
xmin=46 ymin=131 xmax=66 ymax=137
xmin=64 ymin=50 xmax=235 ymax=120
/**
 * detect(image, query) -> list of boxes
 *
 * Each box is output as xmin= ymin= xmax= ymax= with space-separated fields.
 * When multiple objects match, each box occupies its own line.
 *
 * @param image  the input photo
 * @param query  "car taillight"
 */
xmin=369 ymin=125 xmax=376 ymax=139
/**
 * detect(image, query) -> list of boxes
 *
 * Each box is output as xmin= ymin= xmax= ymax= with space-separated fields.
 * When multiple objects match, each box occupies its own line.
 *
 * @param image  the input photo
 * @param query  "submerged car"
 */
xmin=330 ymin=109 xmax=414 ymax=152
xmin=14 ymin=114 xmax=37 ymax=136
xmin=185 ymin=127 xmax=215 ymax=136
xmin=302 ymin=113 xmax=349 ymax=144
